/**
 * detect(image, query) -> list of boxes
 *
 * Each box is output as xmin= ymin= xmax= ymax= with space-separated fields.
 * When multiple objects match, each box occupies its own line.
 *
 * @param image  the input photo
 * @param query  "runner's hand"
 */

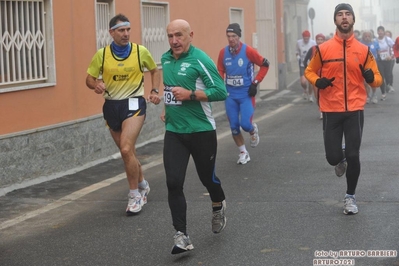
xmin=359 ymin=64 xmax=374 ymax=83
xmin=248 ymin=83 xmax=258 ymax=97
xmin=315 ymin=77 xmax=335 ymax=89
xmin=147 ymin=94 xmax=161 ymax=105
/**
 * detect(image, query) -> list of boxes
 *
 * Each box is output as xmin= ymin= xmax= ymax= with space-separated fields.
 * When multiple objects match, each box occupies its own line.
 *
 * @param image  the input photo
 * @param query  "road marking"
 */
xmin=0 ymin=90 xmax=300 ymax=231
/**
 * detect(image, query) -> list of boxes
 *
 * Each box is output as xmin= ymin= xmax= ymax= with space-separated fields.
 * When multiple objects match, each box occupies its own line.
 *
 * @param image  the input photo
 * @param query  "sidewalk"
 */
xmin=0 ymin=70 xmax=301 ymax=198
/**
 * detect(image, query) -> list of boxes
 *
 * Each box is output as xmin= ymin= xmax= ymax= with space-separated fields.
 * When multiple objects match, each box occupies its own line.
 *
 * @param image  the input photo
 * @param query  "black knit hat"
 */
xmin=226 ymin=23 xmax=241 ymax=37
xmin=334 ymin=3 xmax=355 ymax=21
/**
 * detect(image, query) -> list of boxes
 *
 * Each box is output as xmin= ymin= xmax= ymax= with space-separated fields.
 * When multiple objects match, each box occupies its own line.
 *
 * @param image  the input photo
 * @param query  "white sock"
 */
xmin=238 ymin=145 xmax=247 ymax=153
xmin=129 ymin=189 xmax=140 ymax=198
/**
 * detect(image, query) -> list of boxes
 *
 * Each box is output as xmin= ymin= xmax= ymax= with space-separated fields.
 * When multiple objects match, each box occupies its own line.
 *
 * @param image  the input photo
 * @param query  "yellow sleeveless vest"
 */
xmin=102 ymin=43 xmax=144 ymax=100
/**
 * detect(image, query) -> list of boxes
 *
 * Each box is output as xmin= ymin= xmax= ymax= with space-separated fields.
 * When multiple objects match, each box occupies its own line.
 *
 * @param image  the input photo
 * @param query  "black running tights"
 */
xmin=323 ymin=111 xmax=364 ymax=195
xmin=163 ymin=130 xmax=225 ymax=234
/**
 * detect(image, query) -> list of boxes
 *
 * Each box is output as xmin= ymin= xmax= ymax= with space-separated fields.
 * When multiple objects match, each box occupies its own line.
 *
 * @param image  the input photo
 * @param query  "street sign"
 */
xmin=308 ymin=8 xmax=315 ymax=20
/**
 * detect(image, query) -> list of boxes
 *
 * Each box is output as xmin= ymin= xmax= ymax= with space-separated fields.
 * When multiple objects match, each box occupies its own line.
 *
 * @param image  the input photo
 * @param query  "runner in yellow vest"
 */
xmin=86 ymin=14 xmax=161 ymax=215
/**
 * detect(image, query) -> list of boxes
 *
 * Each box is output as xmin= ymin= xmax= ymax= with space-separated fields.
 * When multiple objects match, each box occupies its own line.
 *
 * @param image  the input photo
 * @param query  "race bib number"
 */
xmin=226 ymin=76 xmax=244 ymax=87
xmin=164 ymin=85 xmax=182 ymax=106
xmin=380 ymin=51 xmax=389 ymax=60
xmin=128 ymin=98 xmax=139 ymax=110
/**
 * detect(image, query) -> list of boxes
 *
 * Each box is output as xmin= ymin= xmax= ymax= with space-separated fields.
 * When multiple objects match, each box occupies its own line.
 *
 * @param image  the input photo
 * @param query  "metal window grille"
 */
xmin=96 ymin=2 xmax=113 ymax=49
xmin=142 ymin=3 xmax=169 ymax=64
xmin=0 ymin=0 xmax=47 ymax=86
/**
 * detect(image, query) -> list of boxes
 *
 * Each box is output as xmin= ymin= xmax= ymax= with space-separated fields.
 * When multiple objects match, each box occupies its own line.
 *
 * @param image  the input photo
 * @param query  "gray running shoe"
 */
xmin=171 ymin=231 xmax=194 ymax=254
xmin=335 ymin=159 xmax=347 ymax=177
xmin=212 ymin=200 xmax=227 ymax=233
xmin=343 ymin=195 xmax=358 ymax=215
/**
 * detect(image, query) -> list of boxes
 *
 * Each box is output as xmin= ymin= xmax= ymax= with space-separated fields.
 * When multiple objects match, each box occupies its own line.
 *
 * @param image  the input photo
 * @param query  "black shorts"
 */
xmin=103 ymin=96 xmax=147 ymax=131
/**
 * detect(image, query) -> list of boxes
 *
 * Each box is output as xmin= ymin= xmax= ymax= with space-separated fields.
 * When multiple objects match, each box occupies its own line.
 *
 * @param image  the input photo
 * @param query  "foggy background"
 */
xmin=307 ymin=0 xmax=398 ymax=38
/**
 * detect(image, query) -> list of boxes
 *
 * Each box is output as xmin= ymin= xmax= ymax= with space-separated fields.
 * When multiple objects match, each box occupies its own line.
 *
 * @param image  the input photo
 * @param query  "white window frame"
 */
xmin=95 ymin=0 xmax=114 ymax=50
xmin=141 ymin=1 xmax=169 ymax=65
xmin=0 ymin=0 xmax=56 ymax=93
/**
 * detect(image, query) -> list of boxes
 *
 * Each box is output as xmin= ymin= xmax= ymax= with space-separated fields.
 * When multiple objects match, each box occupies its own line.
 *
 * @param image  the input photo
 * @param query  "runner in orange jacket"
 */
xmin=305 ymin=3 xmax=382 ymax=215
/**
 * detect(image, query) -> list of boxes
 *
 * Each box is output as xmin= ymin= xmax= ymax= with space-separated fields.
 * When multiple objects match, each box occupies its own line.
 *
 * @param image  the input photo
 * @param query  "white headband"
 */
xmin=110 ymin=21 xmax=130 ymax=30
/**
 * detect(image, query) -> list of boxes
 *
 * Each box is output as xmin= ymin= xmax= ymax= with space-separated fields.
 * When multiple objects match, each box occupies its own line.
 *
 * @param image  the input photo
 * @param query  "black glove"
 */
xmin=248 ymin=83 xmax=258 ymax=97
xmin=315 ymin=77 xmax=335 ymax=89
xmin=359 ymin=64 xmax=374 ymax=83
xmin=396 ymin=57 xmax=399 ymax=64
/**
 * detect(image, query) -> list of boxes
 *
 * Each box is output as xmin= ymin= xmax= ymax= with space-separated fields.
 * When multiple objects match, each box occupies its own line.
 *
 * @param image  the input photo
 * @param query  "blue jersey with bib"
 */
xmin=223 ymin=44 xmax=254 ymax=99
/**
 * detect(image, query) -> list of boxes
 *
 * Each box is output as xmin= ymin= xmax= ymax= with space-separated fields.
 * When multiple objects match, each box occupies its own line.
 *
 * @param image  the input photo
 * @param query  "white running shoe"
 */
xmin=126 ymin=194 xmax=142 ymax=214
xmin=372 ymin=96 xmax=378 ymax=104
xmin=309 ymin=95 xmax=314 ymax=102
xmin=171 ymin=231 xmax=194 ymax=254
xmin=139 ymin=181 xmax=150 ymax=205
xmin=250 ymin=123 xmax=259 ymax=148
xmin=387 ymin=85 xmax=395 ymax=93
xmin=237 ymin=151 xmax=250 ymax=164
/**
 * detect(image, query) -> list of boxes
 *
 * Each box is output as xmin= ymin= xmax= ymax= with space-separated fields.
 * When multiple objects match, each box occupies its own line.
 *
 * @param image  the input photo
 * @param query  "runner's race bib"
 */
xmin=379 ymin=51 xmax=390 ymax=61
xmin=226 ymin=75 xmax=244 ymax=87
xmin=164 ymin=85 xmax=182 ymax=106
xmin=128 ymin=98 xmax=139 ymax=110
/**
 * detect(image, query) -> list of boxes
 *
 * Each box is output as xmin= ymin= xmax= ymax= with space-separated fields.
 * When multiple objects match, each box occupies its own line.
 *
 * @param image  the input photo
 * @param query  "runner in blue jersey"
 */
xmin=361 ymin=30 xmax=380 ymax=104
xmin=217 ymin=23 xmax=269 ymax=165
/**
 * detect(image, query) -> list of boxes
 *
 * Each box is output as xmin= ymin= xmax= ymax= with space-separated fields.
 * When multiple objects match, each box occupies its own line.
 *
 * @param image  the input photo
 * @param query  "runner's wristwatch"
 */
xmin=190 ymin=90 xmax=196 ymax=100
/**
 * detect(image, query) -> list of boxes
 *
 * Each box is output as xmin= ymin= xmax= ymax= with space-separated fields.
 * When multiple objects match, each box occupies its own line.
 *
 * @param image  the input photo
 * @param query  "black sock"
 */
xmin=213 ymin=205 xmax=222 ymax=212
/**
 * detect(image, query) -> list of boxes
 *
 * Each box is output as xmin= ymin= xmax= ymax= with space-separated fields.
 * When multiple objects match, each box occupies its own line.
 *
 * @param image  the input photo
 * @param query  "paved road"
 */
xmin=1 ymin=71 xmax=399 ymax=266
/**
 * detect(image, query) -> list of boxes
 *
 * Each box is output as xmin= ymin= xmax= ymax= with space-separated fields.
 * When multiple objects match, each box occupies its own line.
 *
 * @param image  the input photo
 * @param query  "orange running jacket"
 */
xmin=305 ymin=33 xmax=382 ymax=112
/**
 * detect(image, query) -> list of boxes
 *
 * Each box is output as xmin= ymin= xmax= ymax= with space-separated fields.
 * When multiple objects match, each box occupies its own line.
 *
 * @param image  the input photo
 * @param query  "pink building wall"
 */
xmin=0 ymin=0 xmax=258 ymax=136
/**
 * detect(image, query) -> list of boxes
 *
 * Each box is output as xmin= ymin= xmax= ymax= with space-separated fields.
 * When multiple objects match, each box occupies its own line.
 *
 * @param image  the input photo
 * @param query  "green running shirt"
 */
xmin=161 ymin=45 xmax=227 ymax=133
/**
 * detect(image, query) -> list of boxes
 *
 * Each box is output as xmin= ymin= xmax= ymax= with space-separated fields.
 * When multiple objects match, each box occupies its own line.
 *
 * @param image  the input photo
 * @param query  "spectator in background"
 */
xmin=296 ymin=30 xmax=316 ymax=102
xmin=376 ymin=26 xmax=395 ymax=98
xmin=303 ymin=33 xmax=326 ymax=119
xmin=361 ymin=30 xmax=380 ymax=104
